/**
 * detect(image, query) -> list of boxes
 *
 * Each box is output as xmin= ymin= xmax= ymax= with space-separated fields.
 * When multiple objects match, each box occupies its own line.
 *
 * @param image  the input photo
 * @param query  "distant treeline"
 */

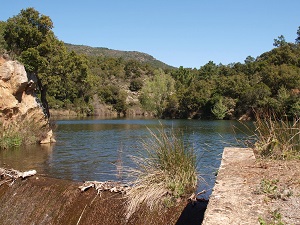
xmin=0 ymin=8 xmax=299 ymax=119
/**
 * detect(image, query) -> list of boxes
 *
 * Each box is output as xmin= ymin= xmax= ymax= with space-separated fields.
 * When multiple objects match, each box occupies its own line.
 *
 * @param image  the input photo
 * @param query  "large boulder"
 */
xmin=0 ymin=55 xmax=55 ymax=144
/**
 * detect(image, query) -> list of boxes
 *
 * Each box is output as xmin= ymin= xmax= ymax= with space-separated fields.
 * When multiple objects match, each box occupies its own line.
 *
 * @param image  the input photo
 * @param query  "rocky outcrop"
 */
xmin=0 ymin=55 xmax=55 ymax=144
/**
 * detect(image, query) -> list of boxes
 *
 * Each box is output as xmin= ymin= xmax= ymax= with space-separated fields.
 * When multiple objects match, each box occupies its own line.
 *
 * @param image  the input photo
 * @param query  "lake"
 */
xmin=0 ymin=118 xmax=253 ymax=198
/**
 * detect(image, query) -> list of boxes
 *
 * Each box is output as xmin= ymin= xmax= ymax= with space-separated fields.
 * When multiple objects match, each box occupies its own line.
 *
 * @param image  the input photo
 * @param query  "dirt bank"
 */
xmin=0 ymin=175 xmax=207 ymax=225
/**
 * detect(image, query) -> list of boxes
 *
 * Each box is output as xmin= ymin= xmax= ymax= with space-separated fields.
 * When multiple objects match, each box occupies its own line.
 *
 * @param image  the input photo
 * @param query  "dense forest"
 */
xmin=0 ymin=8 xmax=299 ymax=119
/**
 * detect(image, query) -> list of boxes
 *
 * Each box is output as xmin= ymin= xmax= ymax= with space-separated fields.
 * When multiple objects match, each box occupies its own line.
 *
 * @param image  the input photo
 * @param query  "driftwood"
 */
xmin=79 ymin=181 xmax=130 ymax=194
xmin=188 ymin=190 xmax=207 ymax=204
xmin=0 ymin=167 xmax=37 ymax=186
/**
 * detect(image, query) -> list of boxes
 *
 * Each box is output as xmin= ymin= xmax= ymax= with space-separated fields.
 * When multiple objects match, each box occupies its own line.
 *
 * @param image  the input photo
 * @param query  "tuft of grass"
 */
xmin=125 ymin=125 xmax=199 ymax=220
xmin=254 ymin=111 xmax=299 ymax=159
xmin=237 ymin=110 xmax=300 ymax=160
xmin=254 ymin=179 xmax=279 ymax=199
xmin=0 ymin=116 xmax=51 ymax=149
xmin=0 ymin=122 xmax=22 ymax=149
xmin=258 ymin=209 xmax=285 ymax=225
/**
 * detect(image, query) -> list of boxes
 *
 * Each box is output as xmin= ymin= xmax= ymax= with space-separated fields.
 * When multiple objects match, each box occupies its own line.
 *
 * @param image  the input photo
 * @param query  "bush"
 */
xmin=125 ymin=125 xmax=198 ymax=220
xmin=129 ymin=78 xmax=143 ymax=92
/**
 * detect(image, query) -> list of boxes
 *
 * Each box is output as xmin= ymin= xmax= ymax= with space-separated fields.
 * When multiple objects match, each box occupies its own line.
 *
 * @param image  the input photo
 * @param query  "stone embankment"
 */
xmin=202 ymin=147 xmax=262 ymax=224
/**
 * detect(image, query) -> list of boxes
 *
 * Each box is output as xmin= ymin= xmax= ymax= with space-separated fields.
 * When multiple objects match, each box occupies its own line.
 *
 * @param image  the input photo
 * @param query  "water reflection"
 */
xmin=0 ymin=143 xmax=54 ymax=174
xmin=0 ymin=119 xmax=253 ymax=198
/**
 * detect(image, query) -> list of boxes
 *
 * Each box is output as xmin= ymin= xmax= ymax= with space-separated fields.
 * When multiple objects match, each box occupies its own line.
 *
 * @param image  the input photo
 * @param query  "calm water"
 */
xmin=0 ymin=118 xmax=252 ymax=198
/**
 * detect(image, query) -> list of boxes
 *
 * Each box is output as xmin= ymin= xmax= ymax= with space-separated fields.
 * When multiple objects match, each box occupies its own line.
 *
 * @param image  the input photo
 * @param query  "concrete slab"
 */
xmin=202 ymin=147 xmax=262 ymax=225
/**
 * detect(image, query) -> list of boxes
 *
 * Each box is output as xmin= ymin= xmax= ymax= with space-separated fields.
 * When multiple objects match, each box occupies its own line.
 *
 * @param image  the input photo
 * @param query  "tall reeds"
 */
xmin=125 ymin=125 xmax=198 ymax=220
xmin=254 ymin=111 xmax=299 ymax=159
xmin=0 ymin=117 xmax=51 ymax=149
xmin=240 ymin=110 xmax=300 ymax=159
xmin=0 ymin=123 xmax=22 ymax=149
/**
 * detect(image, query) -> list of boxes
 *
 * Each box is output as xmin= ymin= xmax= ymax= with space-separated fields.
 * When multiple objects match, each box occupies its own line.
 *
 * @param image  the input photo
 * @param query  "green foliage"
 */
xmin=139 ymin=69 xmax=176 ymax=117
xmin=0 ymin=118 xmax=50 ymax=149
xmin=98 ymin=85 xmax=127 ymax=114
xmin=212 ymin=98 xmax=228 ymax=119
xmin=258 ymin=209 xmax=285 ymax=225
xmin=1 ymin=9 xmax=299 ymax=119
xmin=0 ymin=21 xmax=7 ymax=53
xmin=273 ymin=35 xmax=287 ymax=47
xmin=129 ymin=78 xmax=143 ymax=91
xmin=4 ymin=8 xmax=54 ymax=56
xmin=296 ymin=26 xmax=300 ymax=44
xmin=255 ymin=179 xmax=279 ymax=196
xmin=177 ymin=79 xmax=213 ymax=118
xmin=0 ymin=127 xmax=22 ymax=149
xmin=2 ymin=8 xmax=94 ymax=116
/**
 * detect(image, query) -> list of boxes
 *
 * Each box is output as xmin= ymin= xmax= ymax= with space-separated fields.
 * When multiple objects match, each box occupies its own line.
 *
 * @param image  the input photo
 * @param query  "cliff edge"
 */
xmin=0 ymin=55 xmax=55 ymax=144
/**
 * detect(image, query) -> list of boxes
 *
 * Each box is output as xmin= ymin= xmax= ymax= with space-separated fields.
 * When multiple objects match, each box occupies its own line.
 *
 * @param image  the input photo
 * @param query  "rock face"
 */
xmin=0 ymin=55 xmax=55 ymax=144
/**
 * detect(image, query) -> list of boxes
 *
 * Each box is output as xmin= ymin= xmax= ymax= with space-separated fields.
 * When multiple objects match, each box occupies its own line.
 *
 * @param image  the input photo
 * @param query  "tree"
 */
xmin=198 ymin=61 xmax=218 ymax=79
xmin=139 ymin=69 xmax=176 ymax=117
xmin=273 ymin=35 xmax=287 ymax=47
xmin=129 ymin=78 xmax=143 ymax=91
xmin=4 ymin=8 xmax=55 ymax=117
xmin=98 ymin=85 xmax=127 ymax=115
xmin=0 ymin=21 xmax=7 ymax=52
xmin=296 ymin=26 xmax=300 ymax=44
xmin=178 ymin=79 xmax=213 ymax=118
xmin=244 ymin=56 xmax=255 ymax=64
xmin=211 ymin=98 xmax=228 ymax=120
xmin=4 ymin=8 xmax=54 ymax=54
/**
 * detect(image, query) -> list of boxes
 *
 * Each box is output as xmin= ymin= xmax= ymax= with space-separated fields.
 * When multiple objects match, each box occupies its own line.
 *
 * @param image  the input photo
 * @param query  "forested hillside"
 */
xmin=65 ymin=43 xmax=173 ymax=70
xmin=0 ymin=8 xmax=299 ymax=119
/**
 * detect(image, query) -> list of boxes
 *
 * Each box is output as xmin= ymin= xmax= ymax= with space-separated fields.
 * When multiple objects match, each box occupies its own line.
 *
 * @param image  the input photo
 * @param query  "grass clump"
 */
xmin=254 ymin=179 xmax=280 ymax=199
xmin=238 ymin=110 xmax=300 ymax=159
xmin=125 ymin=125 xmax=199 ymax=220
xmin=258 ymin=209 xmax=285 ymax=225
xmin=0 ymin=124 xmax=22 ymax=149
xmin=0 ymin=117 xmax=51 ymax=149
xmin=253 ymin=111 xmax=300 ymax=159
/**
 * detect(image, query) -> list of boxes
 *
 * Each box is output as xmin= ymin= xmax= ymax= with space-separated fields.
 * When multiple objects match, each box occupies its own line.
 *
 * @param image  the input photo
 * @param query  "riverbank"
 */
xmin=0 ymin=174 xmax=207 ymax=225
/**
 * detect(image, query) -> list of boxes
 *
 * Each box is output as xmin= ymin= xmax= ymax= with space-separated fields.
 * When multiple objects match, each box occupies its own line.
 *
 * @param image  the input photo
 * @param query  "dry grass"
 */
xmin=253 ymin=111 xmax=300 ymax=159
xmin=124 ymin=125 xmax=198 ymax=220
xmin=237 ymin=110 xmax=300 ymax=159
xmin=0 ymin=116 xmax=51 ymax=149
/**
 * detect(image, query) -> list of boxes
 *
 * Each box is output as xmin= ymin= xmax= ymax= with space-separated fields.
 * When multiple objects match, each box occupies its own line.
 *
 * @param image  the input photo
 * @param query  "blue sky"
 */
xmin=1 ymin=0 xmax=299 ymax=68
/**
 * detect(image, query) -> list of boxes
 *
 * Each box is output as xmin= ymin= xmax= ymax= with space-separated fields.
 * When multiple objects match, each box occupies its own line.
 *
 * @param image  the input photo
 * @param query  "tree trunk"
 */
xmin=36 ymin=74 xmax=50 ymax=118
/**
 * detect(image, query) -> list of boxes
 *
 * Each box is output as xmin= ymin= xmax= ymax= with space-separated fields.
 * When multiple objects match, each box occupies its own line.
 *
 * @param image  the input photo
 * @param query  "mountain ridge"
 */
xmin=65 ymin=43 xmax=175 ymax=69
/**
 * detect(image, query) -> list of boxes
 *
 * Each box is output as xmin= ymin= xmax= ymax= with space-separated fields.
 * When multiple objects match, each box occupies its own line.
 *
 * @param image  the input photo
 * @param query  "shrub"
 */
xmin=125 ymin=125 xmax=198 ymax=220
xmin=129 ymin=78 xmax=143 ymax=92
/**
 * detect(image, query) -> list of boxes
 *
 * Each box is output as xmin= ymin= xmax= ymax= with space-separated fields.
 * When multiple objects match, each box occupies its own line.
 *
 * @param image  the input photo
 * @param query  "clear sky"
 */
xmin=1 ymin=0 xmax=299 ymax=68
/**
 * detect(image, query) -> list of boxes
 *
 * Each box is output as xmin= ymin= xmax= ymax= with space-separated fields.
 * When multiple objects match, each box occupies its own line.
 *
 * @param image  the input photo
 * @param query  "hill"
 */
xmin=65 ymin=43 xmax=174 ymax=69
